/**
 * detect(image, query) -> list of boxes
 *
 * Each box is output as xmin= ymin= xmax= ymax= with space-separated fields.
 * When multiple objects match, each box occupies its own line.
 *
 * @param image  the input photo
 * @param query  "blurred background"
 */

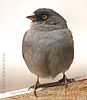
xmin=0 ymin=0 xmax=87 ymax=93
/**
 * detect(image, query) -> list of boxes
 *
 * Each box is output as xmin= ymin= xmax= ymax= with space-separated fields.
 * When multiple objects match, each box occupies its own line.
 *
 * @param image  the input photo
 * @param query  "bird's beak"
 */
xmin=26 ymin=15 xmax=37 ymax=21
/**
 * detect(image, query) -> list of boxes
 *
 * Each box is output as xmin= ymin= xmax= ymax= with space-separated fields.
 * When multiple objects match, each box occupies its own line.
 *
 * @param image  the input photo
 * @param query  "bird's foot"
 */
xmin=58 ymin=73 xmax=74 ymax=87
xmin=28 ymin=81 xmax=40 ymax=90
xmin=28 ymin=82 xmax=40 ymax=97
xmin=28 ymin=75 xmax=74 ymax=97
xmin=28 ymin=76 xmax=40 ymax=97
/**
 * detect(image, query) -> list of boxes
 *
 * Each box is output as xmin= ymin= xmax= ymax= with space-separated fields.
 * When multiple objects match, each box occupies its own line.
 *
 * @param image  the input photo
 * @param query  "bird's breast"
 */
xmin=23 ymin=28 xmax=74 ymax=78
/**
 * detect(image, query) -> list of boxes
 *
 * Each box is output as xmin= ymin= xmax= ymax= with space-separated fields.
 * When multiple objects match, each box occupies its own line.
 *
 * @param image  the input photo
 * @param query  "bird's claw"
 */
xmin=28 ymin=85 xmax=34 ymax=91
xmin=28 ymin=76 xmax=40 ymax=97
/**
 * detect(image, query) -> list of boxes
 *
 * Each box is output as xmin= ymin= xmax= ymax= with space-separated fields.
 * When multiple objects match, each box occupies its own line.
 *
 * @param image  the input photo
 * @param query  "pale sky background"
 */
xmin=0 ymin=0 xmax=87 ymax=93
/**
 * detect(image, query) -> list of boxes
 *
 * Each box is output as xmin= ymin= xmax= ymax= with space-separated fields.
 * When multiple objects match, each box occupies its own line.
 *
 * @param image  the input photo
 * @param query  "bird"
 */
xmin=22 ymin=8 xmax=74 ymax=96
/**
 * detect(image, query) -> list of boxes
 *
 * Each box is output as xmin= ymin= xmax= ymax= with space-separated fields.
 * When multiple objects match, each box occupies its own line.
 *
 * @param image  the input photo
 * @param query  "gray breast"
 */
xmin=22 ymin=28 xmax=74 ymax=78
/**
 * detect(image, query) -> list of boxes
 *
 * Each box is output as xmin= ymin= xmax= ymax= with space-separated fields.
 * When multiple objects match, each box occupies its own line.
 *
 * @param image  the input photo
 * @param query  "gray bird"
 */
xmin=22 ymin=8 xmax=74 ymax=96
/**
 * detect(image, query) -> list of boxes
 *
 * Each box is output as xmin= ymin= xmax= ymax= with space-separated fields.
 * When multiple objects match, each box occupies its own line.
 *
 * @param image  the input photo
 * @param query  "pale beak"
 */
xmin=26 ymin=15 xmax=37 ymax=21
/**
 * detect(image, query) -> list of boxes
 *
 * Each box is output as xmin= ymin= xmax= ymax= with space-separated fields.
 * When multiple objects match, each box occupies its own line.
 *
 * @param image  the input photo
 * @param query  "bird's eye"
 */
xmin=42 ymin=15 xmax=47 ymax=20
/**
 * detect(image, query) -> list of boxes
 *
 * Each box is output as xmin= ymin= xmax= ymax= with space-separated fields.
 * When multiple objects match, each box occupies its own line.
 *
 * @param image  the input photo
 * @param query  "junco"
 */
xmin=22 ymin=8 xmax=74 ymax=96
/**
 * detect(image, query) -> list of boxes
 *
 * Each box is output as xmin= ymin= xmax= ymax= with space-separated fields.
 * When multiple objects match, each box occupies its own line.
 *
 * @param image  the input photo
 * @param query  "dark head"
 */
xmin=26 ymin=8 xmax=67 ymax=29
